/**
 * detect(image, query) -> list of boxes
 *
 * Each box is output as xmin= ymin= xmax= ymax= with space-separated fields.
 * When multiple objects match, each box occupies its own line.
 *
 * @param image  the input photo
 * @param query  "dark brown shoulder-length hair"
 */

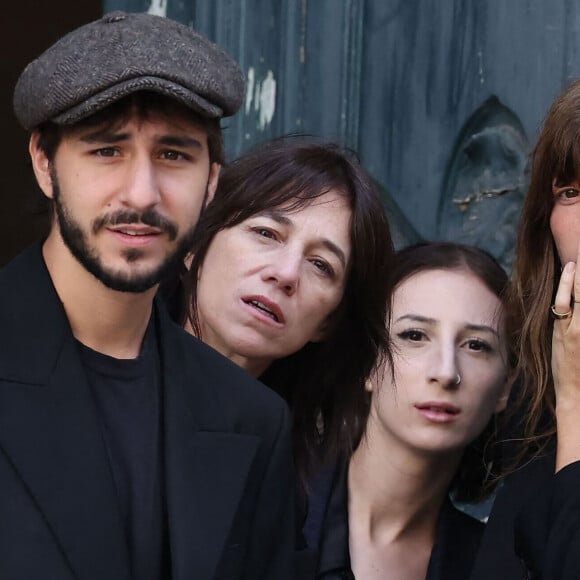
xmin=182 ymin=137 xmax=394 ymax=485
xmin=379 ymin=241 xmax=512 ymax=502
xmin=508 ymin=80 xmax=580 ymax=468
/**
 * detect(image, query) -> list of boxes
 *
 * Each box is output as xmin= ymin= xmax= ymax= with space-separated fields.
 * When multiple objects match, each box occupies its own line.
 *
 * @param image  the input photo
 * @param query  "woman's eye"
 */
xmin=398 ymin=329 xmax=425 ymax=342
xmin=556 ymin=187 xmax=580 ymax=200
xmin=311 ymin=259 xmax=334 ymax=277
xmin=252 ymin=227 xmax=277 ymax=240
xmin=465 ymin=339 xmax=492 ymax=353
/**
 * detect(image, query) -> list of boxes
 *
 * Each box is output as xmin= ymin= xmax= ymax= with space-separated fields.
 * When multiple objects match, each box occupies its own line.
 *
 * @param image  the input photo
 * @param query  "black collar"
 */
xmin=313 ymin=462 xmax=484 ymax=580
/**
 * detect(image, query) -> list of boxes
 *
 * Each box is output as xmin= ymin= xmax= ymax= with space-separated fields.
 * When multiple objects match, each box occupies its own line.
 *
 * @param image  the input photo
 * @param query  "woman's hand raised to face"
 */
xmin=552 ymin=243 xmax=580 ymax=470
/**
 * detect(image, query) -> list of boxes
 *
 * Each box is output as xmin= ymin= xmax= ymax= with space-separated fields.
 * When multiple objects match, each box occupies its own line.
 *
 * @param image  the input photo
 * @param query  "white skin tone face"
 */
xmin=195 ymin=190 xmax=352 ymax=377
xmin=365 ymin=268 xmax=510 ymax=459
xmin=30 ymin=112 xmax=220 ymax=293
xmin=551 ymin=180 xmax=580 ymax=265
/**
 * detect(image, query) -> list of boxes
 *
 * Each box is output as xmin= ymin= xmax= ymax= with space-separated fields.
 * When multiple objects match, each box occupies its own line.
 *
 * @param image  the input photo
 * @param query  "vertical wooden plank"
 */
xmin=191 ymin=0 xmax=310 ymax=158
xmin=298 ymin=0 xmax=362 ymax=147
xmin=104 ymin=0 xmax=149 ymax=13
xmin=340 ymin=0 xmax=364 ymax=149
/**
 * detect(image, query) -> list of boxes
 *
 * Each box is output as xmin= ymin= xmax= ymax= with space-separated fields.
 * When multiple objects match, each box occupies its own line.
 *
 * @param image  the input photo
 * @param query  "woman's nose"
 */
xmin=262 ymin=249 xmax=301 ymax=295
xmin=427 ymin=346 xmax=460 ymax=389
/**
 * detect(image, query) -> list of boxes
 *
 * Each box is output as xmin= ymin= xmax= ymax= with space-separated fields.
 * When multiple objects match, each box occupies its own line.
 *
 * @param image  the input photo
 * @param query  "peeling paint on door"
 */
xmin=244 ymin=68 xmax=277 ymax=131
xmin=245 ymin=67 xmax=256 ymax=115
xmin=256 ymin=70 xmax=276 ymax=131
xmin=147 ymin=0 xmax=168 ymax=17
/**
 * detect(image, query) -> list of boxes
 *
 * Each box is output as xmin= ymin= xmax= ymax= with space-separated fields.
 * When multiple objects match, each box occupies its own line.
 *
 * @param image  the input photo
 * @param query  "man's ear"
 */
xmin=204 ymin=162 xmax=221 ymax=208
xmin=29 ymin=132 xmax=55 ymax=199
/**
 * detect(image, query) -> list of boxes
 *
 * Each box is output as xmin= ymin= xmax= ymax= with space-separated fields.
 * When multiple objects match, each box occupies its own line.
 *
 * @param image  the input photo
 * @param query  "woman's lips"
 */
xmin=241 ymin=295 xmax=285 ymax=324
xmin=414 ymin=402 xmax=460 ymax=423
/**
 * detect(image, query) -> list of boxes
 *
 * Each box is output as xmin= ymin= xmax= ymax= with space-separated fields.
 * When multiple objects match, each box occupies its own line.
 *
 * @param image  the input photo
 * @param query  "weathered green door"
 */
xmin=104 ymin=0 xmax=580 ymax=268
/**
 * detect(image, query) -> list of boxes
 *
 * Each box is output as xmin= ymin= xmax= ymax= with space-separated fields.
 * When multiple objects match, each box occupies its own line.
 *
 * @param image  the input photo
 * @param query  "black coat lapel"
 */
xmin=157 ymin=306 xmax=260 ymax=580
xmin=426 ymin=498 xmax=484 ymax=580
xmin=0 ymin=245 xmax=131 ymax=580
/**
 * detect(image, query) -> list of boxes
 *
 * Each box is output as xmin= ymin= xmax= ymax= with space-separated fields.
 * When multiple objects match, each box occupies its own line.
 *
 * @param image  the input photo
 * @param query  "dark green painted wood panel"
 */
xmin=104 ymin=0 xmax=366 ymax=152
xmin=103 ymin=0 xmax=580 ymax=262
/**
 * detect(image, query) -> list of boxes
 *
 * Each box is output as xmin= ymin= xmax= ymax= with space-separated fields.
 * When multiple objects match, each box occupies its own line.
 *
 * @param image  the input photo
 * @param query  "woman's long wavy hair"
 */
xmin=508 ymin=80 xmax=580 ymax=467
xmin=181 ymin=137 xmax=394 ymax=486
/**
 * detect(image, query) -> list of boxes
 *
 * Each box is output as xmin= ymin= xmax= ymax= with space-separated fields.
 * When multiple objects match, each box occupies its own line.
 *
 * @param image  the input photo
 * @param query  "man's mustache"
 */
xmin=92 ymin=210 xmax=179 ymax=240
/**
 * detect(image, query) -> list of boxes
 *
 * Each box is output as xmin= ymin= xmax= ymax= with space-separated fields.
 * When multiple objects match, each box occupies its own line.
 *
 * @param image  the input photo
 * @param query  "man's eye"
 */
xmin=93 ymin=147 xmax=119 ymax=157
xmin=161 ymin=150 xmax=187 ymax=161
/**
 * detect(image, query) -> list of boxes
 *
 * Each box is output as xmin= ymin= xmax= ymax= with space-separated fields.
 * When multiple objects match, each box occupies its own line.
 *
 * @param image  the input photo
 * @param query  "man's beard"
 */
xmin=51 ymin=170 xmax=197 ymax=293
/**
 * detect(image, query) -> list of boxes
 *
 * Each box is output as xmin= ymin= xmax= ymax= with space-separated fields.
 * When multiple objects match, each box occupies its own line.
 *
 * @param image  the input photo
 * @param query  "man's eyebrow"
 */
xmin=79 ymin=130 xmax=130 ymax=144
xmin=261 ymin=209 xmax=347 ymax=268
xmin=78 ymin=131 xmax=204 ymax=151
xmin=157 ymin=135 xmax=204 ymax=150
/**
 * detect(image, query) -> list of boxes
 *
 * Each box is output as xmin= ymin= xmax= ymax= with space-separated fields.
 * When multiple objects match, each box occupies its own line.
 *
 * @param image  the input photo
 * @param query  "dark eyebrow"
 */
xmin=262 ymin=210 xmax=292 ymax=226
xmin=320 ymin=240 xmax=347 ymax=269
xmin=395 ymin=315 xmax=500 ymax=337
xmin=261 ymin=209 xmax=347 ymax=269
xmin=80 ymin=130 xmax=130 ymax=144
xmin=395 ymin=314 xmax=436 ymax=324
xmin=79 ymin=131 xmax=203 ymax=151
xmin=157 ymin=135 xmax=204 ymax=150
xmin=465 ymin=323 xmax=500 ymax=338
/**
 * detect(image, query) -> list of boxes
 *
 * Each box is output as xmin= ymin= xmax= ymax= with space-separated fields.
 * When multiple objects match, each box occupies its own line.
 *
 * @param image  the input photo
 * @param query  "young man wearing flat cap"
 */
xmin=0 ymin=12 xmax=293 ymax=580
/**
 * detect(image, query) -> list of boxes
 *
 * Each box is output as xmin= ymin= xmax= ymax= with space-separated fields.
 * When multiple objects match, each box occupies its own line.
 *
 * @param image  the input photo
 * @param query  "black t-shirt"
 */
xmin=77 ymin=320 xmax=169 ymax=580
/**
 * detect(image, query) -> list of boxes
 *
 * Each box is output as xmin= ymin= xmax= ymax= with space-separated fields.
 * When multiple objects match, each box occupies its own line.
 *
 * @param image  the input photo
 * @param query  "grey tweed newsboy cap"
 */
xmin=13 ymin=11 xmax=245 ymax=130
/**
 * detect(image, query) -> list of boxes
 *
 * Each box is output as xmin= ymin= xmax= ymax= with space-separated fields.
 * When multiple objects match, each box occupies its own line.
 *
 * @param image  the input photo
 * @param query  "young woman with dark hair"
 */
xmin=471 ymin=79 xmax=580 ymax=580
xmin=178 ymin=137 xmax=394 ymax=488
xmin=306 ymin=241 xmax=512 ymax=580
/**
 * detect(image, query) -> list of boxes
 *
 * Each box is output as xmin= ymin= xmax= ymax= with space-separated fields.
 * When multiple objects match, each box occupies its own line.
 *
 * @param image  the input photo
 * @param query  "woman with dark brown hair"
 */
xmin=471 ymin=80 xmax=580 ymax=579
xmin=176 ymin=137 xmax=394 ymax=490
xmin=307 ymin=242 xmax=512 ymax=580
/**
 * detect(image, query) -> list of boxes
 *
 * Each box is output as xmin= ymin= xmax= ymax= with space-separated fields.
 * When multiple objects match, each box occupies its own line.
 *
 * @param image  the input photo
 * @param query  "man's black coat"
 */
xmin=0 ymin=244 xmax=294 ymax=580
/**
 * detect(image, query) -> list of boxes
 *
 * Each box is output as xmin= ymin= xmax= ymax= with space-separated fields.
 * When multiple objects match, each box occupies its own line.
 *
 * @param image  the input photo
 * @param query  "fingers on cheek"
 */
xmin=573 ymin=261 xmax=580 ymax=301
xmin=555 ymin=262 xmax=576 ymax=308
